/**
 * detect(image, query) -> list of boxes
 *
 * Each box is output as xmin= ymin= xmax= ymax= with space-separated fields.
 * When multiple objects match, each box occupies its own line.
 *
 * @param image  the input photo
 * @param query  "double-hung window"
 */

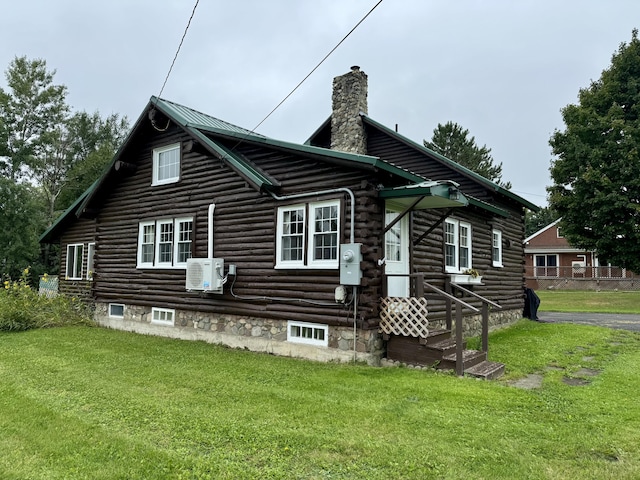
xmin=137 ymin=217 xmax=193 ymax=268
xmin=276 ymin=200 xmax=340 ymax=269
xmin=278 ymin=206 xmax=305 ymax=266
xmin=66 ymin=244 xmax=84 ymax=280
xmin=152 ymin=143 xmax=180 ymax=185
xmin=492 ymin=230 xmax=503 ymax=267
xmin=309 ymin=201 xmax=339 ymax=268
xmin=444 ymin=219 xmax=472 ymax=273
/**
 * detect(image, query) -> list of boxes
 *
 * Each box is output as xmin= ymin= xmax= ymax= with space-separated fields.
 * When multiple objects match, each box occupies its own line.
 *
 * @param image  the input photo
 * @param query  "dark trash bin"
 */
xmin=523 ymin=287 xmax=540 ymax=320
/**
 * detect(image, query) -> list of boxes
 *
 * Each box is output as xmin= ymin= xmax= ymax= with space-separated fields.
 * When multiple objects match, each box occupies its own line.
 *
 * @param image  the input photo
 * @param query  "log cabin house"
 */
xmin=41 ymin=67 xmax=539 ymax=377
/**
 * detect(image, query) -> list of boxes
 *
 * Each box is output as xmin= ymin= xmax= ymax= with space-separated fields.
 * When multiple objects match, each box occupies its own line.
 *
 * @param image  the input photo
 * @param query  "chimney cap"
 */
xmin=350 ymin=65 xmax=360 ymax=72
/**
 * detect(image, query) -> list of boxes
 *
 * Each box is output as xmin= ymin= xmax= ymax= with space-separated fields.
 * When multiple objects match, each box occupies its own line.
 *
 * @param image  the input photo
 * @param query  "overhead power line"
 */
xmin=158 ymin=0 xmax=200 ymax=99
xmin=251 ymin=0 xmax=384 ymax=133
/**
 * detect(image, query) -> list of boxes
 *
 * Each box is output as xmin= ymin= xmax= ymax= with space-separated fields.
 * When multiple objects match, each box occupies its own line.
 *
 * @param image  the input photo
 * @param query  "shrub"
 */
xmin=0 ymin=268 xmax=93 ymax=332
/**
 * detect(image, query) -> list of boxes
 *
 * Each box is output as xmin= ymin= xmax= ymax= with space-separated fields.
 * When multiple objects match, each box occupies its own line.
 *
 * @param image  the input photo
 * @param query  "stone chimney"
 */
xmin=331 ymin=66 xmax=368 ymax=155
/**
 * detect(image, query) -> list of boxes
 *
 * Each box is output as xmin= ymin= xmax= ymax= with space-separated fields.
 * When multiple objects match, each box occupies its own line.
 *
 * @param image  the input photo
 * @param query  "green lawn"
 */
xmin=537 ymin=290 xmax=640 ymax=314
xmin=1 ymin=323 xmax=639 ymax=479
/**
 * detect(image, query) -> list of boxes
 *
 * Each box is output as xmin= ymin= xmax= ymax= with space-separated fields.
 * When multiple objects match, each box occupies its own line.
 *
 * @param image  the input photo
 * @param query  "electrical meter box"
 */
xmin=339 ymin=243 xmax=362 ymax=286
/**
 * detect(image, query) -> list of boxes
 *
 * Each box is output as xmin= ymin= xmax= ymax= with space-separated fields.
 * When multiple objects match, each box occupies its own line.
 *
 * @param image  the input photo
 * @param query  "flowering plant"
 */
xmin=462 ymin=268 xmax=480 ymax=278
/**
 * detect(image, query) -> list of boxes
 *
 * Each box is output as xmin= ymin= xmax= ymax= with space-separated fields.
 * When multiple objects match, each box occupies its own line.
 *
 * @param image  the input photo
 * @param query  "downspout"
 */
xmin=208 ymin=203 xmax=216 ymax=258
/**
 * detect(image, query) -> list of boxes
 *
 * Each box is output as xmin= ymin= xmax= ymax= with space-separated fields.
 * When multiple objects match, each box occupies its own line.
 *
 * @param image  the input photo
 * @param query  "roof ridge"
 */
xmin=151 ymin=96 xmax=262 ymax=138
xmin=360 ymin=114 xmax=539 ymax=211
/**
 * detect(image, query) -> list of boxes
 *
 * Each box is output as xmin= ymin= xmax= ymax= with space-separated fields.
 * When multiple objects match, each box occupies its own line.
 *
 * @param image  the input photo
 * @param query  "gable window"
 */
xmin=444 ymin=219 xmax=472 ymax=273
xmin=492 ymin=230 xmax=503 ymax=268
xmin=66 ymin=244 xmax=84 ymax=280
xmin=151 ymin=307 xmax=175 ymax=326
xmin=287 ymin=321 xmax=328 ymax=347
xmin=152 ymin=143 xmax=180 ymax=185
xmin=137 ymin=217 xmax=193 ymax=269
xmin=276 ymin=200 xmax=340 ymax=269
xmin=87 ymin=243 xmax=96 ymax=280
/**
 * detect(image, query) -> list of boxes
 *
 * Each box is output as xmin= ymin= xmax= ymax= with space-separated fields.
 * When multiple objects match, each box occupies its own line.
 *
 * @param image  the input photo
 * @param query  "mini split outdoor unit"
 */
xmin=185 ymin=258 xmax=224 ymax=294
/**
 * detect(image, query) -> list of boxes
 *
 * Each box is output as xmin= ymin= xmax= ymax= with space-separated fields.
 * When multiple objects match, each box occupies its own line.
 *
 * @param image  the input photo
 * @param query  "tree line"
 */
xmin=0 ymin=56 xmax=129 ymax=279
xmin=4 ymin=29 xmax=637 ymax=280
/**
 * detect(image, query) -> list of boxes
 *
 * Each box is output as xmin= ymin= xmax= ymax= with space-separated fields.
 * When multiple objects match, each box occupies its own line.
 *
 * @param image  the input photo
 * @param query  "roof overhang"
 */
xmin=378 ymin=180 xmax=469 ymax=209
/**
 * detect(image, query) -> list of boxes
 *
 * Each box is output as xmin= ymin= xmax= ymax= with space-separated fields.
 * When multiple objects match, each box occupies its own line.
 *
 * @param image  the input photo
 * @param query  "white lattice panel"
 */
xmin=379 ymin=297 xmax=429 ymax=339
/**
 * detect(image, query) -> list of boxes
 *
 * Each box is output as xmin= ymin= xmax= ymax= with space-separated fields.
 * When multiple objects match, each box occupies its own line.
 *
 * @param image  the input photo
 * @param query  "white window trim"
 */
xmin=152 ymin=143 xmax=181 ymax=186
xmin=66 ymin=243 xmax=84 ymax=280
xmin=534 ymin=254 xmax=559 ymax=277
xmin=275 ymin=200 xmax=340 ymax=270
xmin=151 ymin=307 xmax=175 ymax=327
xmin=287 ymin=321 xmax=328 ymax=347
xmin=109 ymin=303 xmax=125 ymax=318
xmin=87 ymin=242 xmax=96 ymax=280
xmin=444 ymin=219 xmax=472 ymax=274
xmin=492 ymin=230 xmax=504 ymax=268
xmin=155 ymin=219 xmax=175 ymax=268
xmin=307 ymin=200 xmax=340 ymax=269
xmin=174 ymin=217 xmax=194 ymax=267
xmin=137 ymin=221 xmax=156 ymax=268
xmin=137 ymin=217 xmax=193 ymax=269
xmin=276 ymin=204 xmax=306 ymax=269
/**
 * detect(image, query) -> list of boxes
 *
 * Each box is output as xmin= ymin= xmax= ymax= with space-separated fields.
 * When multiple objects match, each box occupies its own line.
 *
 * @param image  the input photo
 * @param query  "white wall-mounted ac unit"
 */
xmin=186 ymin=258 xmax=224 ymax=293
xmin=571 ymin=261 xmax=586 ymax=274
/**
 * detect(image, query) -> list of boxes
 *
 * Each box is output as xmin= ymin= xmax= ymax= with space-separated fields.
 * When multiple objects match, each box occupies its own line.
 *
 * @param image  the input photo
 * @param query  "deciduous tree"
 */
xmin=549 ymin=30 xmax=640 ymax=270
xmin=0 ymin=56 xmax=68 ymax=181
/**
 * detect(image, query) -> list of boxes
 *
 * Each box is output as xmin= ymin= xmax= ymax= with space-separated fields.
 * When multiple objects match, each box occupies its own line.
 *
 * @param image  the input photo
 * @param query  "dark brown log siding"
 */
xmin=366 ymin=127 xmax=527 ymax=316
xmin=66 ymin=116 xmax=526 ymax=331
xmin=92 ymin=124 xmax=386 ymax=328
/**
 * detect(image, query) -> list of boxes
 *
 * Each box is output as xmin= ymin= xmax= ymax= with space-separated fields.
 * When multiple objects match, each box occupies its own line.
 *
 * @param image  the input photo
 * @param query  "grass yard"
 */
xmin=1 ymin=322 xmax=639 ymax=479
xmin=537 ymin=290 xmax=640 ymax=314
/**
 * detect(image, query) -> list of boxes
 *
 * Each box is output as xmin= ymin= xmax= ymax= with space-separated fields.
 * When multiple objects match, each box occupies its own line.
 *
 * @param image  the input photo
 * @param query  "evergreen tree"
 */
xmin=424 ymin=121 xmax=511 ymax=188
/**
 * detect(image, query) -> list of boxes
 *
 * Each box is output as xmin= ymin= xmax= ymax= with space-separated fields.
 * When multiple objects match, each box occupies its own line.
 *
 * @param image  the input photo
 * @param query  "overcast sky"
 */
xmin=2 ymin=1 xmax=639 ymax=207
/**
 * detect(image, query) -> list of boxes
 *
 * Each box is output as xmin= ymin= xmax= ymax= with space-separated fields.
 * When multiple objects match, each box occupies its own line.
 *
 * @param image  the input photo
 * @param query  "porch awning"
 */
xmin=378 ymin=180 xmax=469 ymax=209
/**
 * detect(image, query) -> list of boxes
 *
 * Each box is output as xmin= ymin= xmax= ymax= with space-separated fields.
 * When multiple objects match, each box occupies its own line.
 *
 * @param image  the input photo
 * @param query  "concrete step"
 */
xmin=464 ymin=360 xmax=506 ymax=380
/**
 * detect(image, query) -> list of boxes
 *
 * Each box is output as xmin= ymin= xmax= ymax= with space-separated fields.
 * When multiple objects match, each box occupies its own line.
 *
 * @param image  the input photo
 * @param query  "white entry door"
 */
xmin=384 ymin=204 xmax=410 ymax=297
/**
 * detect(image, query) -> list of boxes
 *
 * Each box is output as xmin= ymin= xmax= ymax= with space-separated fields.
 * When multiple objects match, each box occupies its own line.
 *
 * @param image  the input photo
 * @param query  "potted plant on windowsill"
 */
xmin=450 ymin=268 xmax=483 ymax=285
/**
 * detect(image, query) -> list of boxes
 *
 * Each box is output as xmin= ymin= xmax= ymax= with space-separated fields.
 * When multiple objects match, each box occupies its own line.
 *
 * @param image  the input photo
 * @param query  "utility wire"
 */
xmin=158 ymin=0 xmax=200 ymax=99
xmin=250 ymin=0 xmax=384 ymax=133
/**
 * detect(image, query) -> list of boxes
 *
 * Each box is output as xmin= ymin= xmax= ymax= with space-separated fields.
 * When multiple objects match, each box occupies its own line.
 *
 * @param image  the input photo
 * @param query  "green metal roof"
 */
xmin=361 ymin=114 xmax=540 ymax=212
xmin=378 ymin=180 xmax=469 ymax=210
xmin=150 ymin=96 xmax=261 ymax=137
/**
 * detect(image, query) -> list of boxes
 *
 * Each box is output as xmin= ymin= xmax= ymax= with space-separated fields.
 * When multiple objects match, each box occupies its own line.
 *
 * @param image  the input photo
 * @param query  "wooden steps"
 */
xmin=384 ymin=329 xmax=505 ymax=380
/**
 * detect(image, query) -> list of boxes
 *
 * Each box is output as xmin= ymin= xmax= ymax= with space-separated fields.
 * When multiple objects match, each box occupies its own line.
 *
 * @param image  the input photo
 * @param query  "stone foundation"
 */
xmin=94 ymin=303 xmax=384 ymax=365
xmin=428 ymin=308 xmax=523 ymax=336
